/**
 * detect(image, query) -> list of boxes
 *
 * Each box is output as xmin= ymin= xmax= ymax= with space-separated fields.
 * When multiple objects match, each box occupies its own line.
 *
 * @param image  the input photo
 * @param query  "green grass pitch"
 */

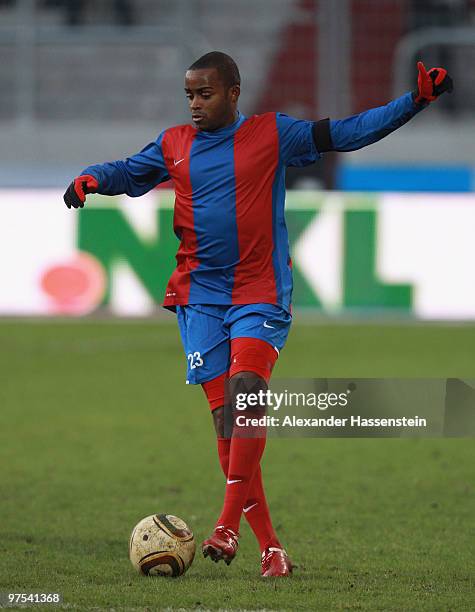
xmin=0 ymin=319 xmax=474 ymax=611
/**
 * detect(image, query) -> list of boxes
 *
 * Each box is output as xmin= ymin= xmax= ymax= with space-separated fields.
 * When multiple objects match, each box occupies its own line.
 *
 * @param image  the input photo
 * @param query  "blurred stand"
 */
xmin=0 ymin=0 xmax=474 ymax=188
xmin=408 ymin=0 xmax=472 ymax=114
xmin=409 ymin=0 xmax=470 ymax=30
xmin=42 ymin=0 xmax=134 ymax=27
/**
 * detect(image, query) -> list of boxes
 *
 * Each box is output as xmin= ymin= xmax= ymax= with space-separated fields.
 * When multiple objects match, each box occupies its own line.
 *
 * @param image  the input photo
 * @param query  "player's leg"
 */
xmin=206 ymin=340 xmax=291 ymax=574
xmin=211 ymin=342 xmax=273 ymax=533
xmin=207 ymin=400 xmax=291 ymax=576
xmin=203 ymin=374 xmax=281 ymax=555
xmin=203 ymin=304 xmax=293 ymax=575
xmin=202 ymin=358 xmax=270 ymax=565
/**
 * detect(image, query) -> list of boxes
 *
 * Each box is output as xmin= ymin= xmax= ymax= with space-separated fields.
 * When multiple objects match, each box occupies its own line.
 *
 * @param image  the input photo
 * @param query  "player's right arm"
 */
xmin=63 ymin=132 xmax=170 ymax=209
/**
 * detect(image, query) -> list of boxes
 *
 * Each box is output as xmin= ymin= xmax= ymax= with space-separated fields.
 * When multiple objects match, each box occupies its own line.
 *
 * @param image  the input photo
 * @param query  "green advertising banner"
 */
xmin=1 ymin=189 xmax=474 ymax=318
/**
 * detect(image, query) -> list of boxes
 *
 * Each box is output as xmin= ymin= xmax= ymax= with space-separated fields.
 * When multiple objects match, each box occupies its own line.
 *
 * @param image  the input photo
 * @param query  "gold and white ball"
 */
xmin=129 ymin=514 xmax=195 ymax=577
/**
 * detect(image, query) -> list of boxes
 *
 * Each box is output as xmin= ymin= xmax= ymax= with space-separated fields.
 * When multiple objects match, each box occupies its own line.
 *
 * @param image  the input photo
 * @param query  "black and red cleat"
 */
xmin=202 ymin=525 xmax=239 ymax=565
xmin=261 ymin=547 xmax=293 ymax=577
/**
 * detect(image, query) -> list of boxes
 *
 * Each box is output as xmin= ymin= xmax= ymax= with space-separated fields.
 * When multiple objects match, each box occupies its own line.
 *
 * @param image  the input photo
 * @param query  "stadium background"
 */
xmin=1 ymin=1 xmax=474 ymax=610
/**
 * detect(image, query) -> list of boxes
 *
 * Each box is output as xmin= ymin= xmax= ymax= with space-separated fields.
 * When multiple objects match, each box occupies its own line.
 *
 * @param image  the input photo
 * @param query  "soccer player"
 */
xmin=64 ymin=52 xmax=452 ymax=577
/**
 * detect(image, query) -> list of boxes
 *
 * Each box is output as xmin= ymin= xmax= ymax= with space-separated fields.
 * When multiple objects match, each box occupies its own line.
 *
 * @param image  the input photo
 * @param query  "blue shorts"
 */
xmin=176 ymin=303 xmax=292 ymax=384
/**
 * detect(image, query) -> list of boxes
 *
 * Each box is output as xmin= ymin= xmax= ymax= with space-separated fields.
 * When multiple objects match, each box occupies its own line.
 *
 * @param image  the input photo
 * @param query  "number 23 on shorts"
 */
xmin=187 ymin=351 xmax=204 ymax=369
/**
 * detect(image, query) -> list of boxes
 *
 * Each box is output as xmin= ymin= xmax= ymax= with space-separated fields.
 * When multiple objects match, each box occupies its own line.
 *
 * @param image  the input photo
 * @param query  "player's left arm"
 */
xmin=313 ymin=62 xmax=453 ymax=153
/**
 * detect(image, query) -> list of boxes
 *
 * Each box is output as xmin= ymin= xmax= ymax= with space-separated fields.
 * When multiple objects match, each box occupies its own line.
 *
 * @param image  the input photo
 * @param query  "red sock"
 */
xmin=216 ymin=438 xmax=281 ymax=551
xmin=242 ymin=465 xmax=281 ymax=551
xmin=215 ymin=437 xmax=265 ymax=534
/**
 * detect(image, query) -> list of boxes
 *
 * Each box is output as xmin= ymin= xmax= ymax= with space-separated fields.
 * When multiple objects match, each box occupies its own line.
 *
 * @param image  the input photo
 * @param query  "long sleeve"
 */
xmin=315 ymin=92 xmax=426 ymax=153
xmin=82 ymin=131 xmax=170 ymax=197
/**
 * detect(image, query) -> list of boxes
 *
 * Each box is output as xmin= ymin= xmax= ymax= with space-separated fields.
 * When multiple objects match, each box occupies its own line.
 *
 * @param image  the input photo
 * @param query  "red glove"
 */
xmin=413 ymin=61 xmax=453 ymax=105
xmin=63 ymin=174 xmax=99 ymax=209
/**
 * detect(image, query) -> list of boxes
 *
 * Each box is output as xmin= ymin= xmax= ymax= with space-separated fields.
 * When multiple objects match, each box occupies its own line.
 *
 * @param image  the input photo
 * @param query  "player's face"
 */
xmin=185 ymin=68 xmax=239 ymax=131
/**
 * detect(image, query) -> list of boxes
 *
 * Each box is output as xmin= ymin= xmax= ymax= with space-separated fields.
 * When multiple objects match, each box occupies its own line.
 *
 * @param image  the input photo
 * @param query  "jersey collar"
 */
xmin=196 ymin=111 xmax=246 ymax=137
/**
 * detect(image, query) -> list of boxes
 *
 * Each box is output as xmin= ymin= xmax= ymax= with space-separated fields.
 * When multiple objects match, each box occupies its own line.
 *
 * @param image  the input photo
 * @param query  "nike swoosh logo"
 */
xmin=174 ymin=158 xmax=185 ymax=166
xmin=243 ymin=502 xmax=258 ymax=513
xmin=227 ymin=479 xmax=242 ymax=485
xmin=263 ymin=321 xmax=275 ymax=329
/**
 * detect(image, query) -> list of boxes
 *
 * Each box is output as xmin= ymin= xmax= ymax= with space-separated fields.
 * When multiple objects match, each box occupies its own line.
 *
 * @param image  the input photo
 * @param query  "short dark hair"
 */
xmin=188 ymin=51 xmax=241 ymax=89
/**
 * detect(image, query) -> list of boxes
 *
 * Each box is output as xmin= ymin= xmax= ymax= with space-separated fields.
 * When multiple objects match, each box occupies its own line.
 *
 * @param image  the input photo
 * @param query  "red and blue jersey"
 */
xmin=83 ymin=92 xmax=422 ymax=312
xmin=84 ymin=111 xmax=319 ymax=312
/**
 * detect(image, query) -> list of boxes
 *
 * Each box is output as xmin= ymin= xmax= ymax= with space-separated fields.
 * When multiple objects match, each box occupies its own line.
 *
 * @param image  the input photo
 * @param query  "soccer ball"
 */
xmin=129 ymin=514 xmax=195 ymax=577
